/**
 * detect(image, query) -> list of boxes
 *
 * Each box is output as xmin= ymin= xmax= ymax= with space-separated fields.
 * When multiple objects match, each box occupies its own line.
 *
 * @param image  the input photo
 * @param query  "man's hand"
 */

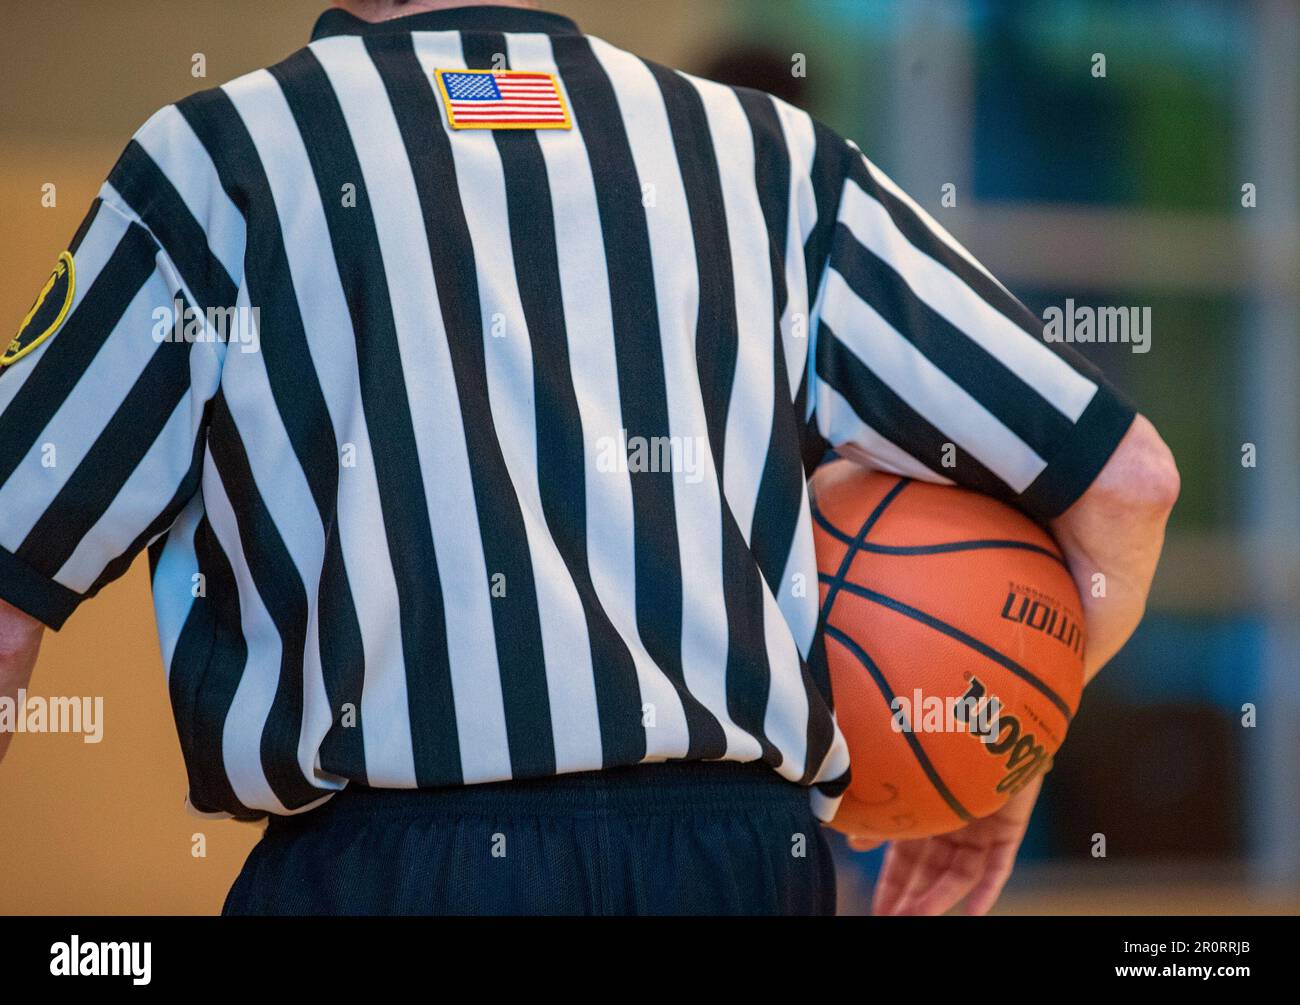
xmin=0 ymin=597 xmax=45 ymax=766
xmin=867 ymin=776 xmax=1042 ymax=916
xmin=851 ymin=413 xmax=1179 ymax=914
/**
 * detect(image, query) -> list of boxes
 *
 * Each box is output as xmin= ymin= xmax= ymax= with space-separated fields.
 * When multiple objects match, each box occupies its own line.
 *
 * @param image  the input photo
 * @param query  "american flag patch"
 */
xmin=434 ymin=69 xmax=572 ymax=131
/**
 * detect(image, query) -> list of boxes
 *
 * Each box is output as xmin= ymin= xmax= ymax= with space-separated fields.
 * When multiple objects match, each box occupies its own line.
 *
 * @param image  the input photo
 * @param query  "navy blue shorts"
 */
xmin=222 ymin=761 xmax=837 ymax=916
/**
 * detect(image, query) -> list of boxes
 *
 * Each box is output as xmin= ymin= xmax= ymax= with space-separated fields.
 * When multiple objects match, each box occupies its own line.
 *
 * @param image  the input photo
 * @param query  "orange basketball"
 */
xmin=812 ymin=459 xmax=1085 ymax=841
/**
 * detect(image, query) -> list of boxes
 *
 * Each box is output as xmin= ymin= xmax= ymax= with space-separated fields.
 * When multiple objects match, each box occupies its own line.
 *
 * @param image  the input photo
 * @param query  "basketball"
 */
xmin=812 ymin=459 xmax=1086 ymax=841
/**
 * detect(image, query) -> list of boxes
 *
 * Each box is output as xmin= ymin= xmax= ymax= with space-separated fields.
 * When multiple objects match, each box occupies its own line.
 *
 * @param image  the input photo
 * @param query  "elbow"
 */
xmin=1105 ymin=413 xmax=1180 ymax=517
xmin=1134 ymin=415 xmax=1180 ymax=514
xmin=0 ymin=599 xmax=45 ymax=667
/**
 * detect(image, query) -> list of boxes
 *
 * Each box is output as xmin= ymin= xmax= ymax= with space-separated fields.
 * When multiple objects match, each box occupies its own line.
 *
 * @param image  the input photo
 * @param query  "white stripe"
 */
xmin=151 ymin=494 xmax=204 ymax=679
xmin=518 ymin=31 xmax=689 ymax=754
xmin=811 ymin=725 xmax=851 ymax=790
xmin=774 ymin=97 xmax=817 ymax=399
xmin=54 ymin=252 xmax=221 ymax=592
xmin=685 ymin=72 xmax=775 ymax=547
xmin=760 ymin=580 xmax=815 ymax=780
xmin=415 ymin=32 xmax=604 ymax=774
xmin=809 ymin=787 xmax=842 ymax=824
xmin=201 ymin=267 xmax=338 ymax=793
xmin=688 ymin=73 xmax=826 ymax=768
xmin=852 ymin=142 xmax=1010 ymax=294
xmin=822 ymin=266 xmax=1044 ymax=485
xmin=771 ymin=100 xmax=822 ymax=656
xmin=316 ymin=35 xmax=513 ymax=783
xmin=592 ymin=38 xmax=759 ymax=759
xmin=225 ymin=68 xmax=418 ymax=788
xmin=839 ymin=172 xmax=1098 ymax=422
xmin=818 ymin=381 xmax=958 ymax=485
xmin=0 ymin=201 xmax=131 ymax=416
xmin=778 ymin=488 xmax=820 ymax=658
xmin=0 ymin=264 xmax=168 ymax=551
xmin=56 ymin=391 xmax=197 ymax=593
xmin=202 ymin=450 xmax=286 ymax=815
xmin=133 ymin=104 xmax=246 ymax=286
xmin=99 ymin=180 xmax=230 ymax=379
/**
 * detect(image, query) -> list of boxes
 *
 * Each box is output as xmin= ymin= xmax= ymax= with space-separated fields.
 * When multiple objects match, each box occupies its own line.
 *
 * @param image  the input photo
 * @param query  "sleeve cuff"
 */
xmin=1018 ymin=383 xmax=1137 ymax=522
xmin=0 ymin=544 xmax=84 ymax=630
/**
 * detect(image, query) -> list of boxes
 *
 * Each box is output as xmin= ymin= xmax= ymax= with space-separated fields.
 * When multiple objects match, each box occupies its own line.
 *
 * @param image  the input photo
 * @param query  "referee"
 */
xmin=0 ymin=0 xmax=1177 ymax=916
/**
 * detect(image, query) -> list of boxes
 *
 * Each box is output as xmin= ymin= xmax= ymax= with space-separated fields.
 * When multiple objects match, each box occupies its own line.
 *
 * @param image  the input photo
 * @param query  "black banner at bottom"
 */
xmin=0 ymin=914 xmax=1287 ymax=989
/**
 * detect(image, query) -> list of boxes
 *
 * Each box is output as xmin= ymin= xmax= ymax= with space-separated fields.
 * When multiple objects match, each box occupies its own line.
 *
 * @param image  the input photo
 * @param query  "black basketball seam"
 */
xmin=812 ymin=502 xmax=1069 ymax=569
xmin=817 ymin=477 xmax=910 ymax=628
xmin=824 ymin=622 xmax=975 ymax=826
xmin=820 ymin=575 xmax=1075 ymax=723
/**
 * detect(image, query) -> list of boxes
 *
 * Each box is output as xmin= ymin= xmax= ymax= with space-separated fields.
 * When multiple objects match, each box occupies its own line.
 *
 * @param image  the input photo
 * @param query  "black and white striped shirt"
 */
xmin=0 ymin=6 xmax=1132 ymax=821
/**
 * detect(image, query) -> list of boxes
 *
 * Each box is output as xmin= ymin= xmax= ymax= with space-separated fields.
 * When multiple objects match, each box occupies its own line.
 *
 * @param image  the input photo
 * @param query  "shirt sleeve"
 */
xmin=0 ymin=118 xmax=229 ymax=629
xmin=807 ymin=138 xmax=1135 ymax=521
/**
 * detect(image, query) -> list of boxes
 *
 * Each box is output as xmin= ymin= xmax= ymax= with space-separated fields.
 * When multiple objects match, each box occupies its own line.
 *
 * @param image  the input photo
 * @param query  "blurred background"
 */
xmin=1 ymin=0 xmax=1297 ymax=915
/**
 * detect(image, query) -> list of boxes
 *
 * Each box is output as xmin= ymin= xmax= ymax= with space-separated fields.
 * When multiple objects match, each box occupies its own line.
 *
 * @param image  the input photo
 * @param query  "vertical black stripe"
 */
xmin=316 ymin=526 xmax=367 ymax=779
xmin=366 ymin=34 xmax=556 ymax=777
xmin=68 ymin=198 xmax=103 ymax=256
xmin=179 ymin=84 xmax=371 ymax=787
xmin=162 ymin=514 xmax=258 ymax=820
xmin=737 ymin=89 xmax=806 ymax=593
xmin=737 ymin=88 xmax=836 ymax=779
xmin=553 ymin=34 xmax=727 ymax=759
xmin=208 ymin=395 xmax=321 ymax=809
xmin=647 ymin=65 xmax=739 ymax=471
xmin=800 ymin=119 xmax=849 ymax=468
xmin=800 ymin=418 xmax=833 ymax=477
xmin=174 ymin=91 xmax=338 ymax=523
xmin=801 ymin=633 xmax=839 ymax=785
xmin=805 ymin=120 xmax=849 ymax=308
xmin=650 ymin=64 xmax=771 ymax=763
xmin=268 ymin=50 xmax=461 ymax=786
xmin=465 ymin=30 xmax=644 ymax=767
xmin=146 ymin=529 xmax=164 ymax=582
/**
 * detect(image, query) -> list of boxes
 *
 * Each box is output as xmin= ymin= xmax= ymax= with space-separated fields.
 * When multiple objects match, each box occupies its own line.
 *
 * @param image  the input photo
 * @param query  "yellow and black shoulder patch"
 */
xmin=3 ymin=251 xmax=75 ymax=371
xmin=435 ymin=69 xmax=571 ymax=131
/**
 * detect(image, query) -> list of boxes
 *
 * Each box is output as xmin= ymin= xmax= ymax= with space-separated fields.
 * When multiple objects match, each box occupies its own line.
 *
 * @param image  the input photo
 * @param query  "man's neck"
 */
xmin=334 ymin=0 xmax=535 ymax=24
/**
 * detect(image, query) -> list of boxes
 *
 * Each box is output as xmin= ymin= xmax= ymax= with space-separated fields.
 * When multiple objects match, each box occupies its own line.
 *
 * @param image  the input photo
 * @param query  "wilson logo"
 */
xmin=1000 ymin=587 xmax=1083 ymax=656
xmin=954 ymin=676 xmax=1051 ymax=794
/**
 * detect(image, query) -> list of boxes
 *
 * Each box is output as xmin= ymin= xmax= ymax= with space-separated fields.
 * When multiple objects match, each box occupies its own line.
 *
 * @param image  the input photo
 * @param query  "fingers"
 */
xmin=895 ymin=837 xmax=987 ymax=916
xmin=869 ymin=779 xmax=1044 ymax=917
xmin=870 ymin=839 xmax=926 ymax=915
xmin=960 ymin=839 xmax=1021 ymax=916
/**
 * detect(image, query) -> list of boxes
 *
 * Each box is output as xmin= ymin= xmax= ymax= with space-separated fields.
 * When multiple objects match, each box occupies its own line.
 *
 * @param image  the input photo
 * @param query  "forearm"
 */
xmin=1050 ymin=414 xmax=1180 ymax=684
xmin=0 ymin=601 xmax=45 ymax=765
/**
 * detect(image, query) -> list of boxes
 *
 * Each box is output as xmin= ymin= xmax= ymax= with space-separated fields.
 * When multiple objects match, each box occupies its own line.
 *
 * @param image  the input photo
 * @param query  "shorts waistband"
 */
xmin=269 ymin=761 xmax=807 ymax=833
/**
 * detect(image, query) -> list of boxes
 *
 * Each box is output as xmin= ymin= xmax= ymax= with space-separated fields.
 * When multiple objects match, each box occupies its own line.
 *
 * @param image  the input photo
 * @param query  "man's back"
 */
xmin=3 ymin=6 xmax=859 ymax=819
xmin=0 ymin=2 xmax=1177 ymax=918
xmin=0 ymin=4 xmax=1130 ymax=829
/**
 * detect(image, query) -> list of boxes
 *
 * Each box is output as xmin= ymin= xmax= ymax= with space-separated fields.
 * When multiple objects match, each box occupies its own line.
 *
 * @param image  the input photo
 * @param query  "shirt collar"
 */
xmin=311 ymin=5 xmax=581 ymax=42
